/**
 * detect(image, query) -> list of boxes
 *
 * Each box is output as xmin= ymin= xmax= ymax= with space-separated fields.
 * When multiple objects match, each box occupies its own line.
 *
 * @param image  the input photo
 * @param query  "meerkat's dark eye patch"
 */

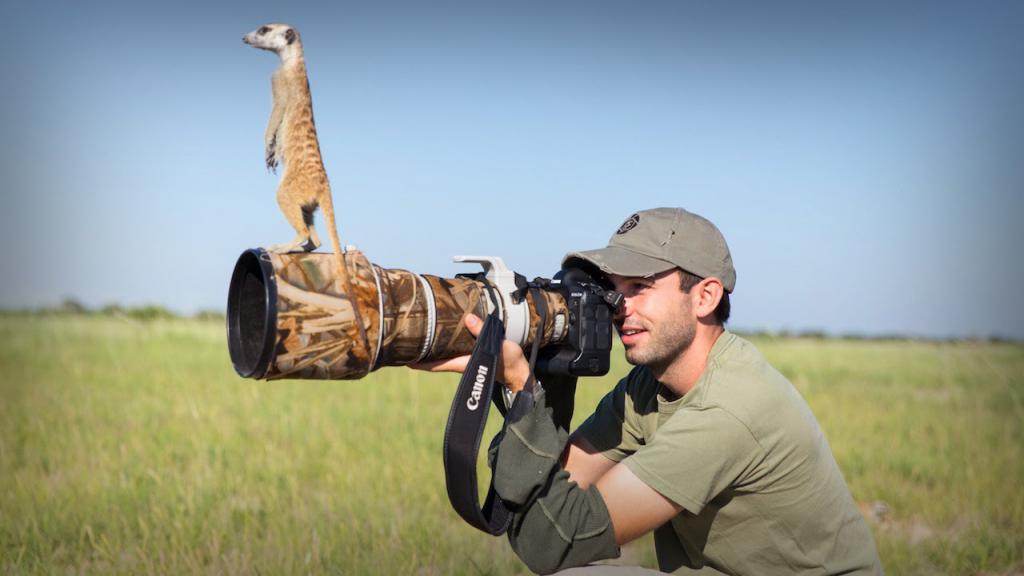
xmin=285 ymin=29 xmax=296 ymax=44
xmin=258 ymin=26 xmax=270 ymax=35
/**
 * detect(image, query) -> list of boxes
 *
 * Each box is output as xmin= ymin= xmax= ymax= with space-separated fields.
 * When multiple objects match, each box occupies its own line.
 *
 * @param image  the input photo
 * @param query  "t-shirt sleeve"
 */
xmin=573 ymin=374 xmax=645 ymax=462
xmin=623 ymin=406 xmax=762 ymax=515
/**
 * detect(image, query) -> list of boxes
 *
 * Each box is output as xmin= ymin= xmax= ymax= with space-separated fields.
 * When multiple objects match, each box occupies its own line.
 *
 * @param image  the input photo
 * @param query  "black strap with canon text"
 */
xmin=442 ymin=280 xmax=553 ymax=535
xmin=441 ymin=308 xmax=514 ymax=534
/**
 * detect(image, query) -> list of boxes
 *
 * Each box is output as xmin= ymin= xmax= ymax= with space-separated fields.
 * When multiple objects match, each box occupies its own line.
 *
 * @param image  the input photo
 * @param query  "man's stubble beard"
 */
xmin=624 ymin=312 xmax=697 ymax=374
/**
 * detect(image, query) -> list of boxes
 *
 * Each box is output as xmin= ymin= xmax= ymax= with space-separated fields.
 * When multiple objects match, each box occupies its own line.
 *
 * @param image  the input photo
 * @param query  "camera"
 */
xmin=226 ymin=248 xmax=622 ymax=380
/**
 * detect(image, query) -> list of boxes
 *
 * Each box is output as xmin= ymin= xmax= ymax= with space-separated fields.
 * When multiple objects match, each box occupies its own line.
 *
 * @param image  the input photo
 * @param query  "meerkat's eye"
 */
xmin=258 ymin=26 xmax=270 ymax=35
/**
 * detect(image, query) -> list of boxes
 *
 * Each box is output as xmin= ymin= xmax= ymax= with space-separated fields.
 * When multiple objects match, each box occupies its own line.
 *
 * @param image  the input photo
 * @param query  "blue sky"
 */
xmin=2 ymin=1 xmax=1022 ymax=339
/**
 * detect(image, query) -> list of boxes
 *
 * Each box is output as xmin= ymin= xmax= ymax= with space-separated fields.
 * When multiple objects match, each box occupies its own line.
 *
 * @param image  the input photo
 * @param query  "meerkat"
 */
xmin=243 ymin=23 xmax=369 ymax=355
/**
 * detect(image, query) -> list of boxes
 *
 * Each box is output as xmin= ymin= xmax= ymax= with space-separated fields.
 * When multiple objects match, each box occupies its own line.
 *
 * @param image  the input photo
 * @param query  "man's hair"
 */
xmin=679 ymin=269 xmax=731 ymax=324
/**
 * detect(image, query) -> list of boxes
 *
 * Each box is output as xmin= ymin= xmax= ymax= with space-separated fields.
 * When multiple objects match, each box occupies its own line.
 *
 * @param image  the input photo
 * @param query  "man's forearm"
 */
xmin=506 ymin=468 xmax=619 ymax=574
xmin=493 ymin=386 xmax=619 ymax=574
xmin=563 ymin=436 xmax=619 ymax=490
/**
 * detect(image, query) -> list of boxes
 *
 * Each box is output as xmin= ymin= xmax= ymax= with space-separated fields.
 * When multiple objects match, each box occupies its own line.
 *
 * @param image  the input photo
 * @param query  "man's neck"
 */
xmin=653 ymin=325 xmax=725 ymax=397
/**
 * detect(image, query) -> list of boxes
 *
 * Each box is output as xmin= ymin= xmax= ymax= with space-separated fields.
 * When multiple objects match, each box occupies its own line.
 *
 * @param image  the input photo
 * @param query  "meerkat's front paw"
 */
xmin=265 ymin=133 xmax=280 ymax=172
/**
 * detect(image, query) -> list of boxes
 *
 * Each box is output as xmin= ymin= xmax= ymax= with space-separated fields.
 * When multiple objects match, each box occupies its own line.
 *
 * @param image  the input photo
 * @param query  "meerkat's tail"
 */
xmin=320 ymin=185 xmax=372 ymax=361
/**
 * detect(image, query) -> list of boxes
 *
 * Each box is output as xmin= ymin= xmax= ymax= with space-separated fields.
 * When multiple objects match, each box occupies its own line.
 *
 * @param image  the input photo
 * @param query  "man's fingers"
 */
xmin=409 ymin=314 xmax=525 ymax=381
xmin=464 ymin=313 xmax=483 ymax=336
xmin=410 ymin=356 xmax=470 ymax=373
xmin=408 ymin=315 xmax=483 ymax=374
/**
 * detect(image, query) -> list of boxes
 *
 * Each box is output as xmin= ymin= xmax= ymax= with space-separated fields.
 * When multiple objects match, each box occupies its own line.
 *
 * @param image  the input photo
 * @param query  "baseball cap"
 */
xmin=562 ymin=207 xmax=736 ymax=292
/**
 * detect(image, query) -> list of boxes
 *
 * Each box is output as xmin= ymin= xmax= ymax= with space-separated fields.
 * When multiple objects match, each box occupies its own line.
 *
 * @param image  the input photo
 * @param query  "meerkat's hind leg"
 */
xmin=302 ymin=206 xmax=321 ymax=251
xmin=269 ymin=194 xmax=315 ymax=253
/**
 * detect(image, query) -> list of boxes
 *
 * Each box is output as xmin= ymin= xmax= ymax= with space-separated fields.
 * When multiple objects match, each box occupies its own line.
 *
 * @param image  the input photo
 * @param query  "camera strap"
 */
xmin=442 ymin=280 xmax=551 ymax=535
xmin=442 ymin=308 xmax=514 ymax=535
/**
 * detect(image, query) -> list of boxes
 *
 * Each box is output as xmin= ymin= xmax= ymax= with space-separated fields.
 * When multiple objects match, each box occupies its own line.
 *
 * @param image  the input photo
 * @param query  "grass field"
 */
xmin=1 ymin=315 xmax=1022 ymax=575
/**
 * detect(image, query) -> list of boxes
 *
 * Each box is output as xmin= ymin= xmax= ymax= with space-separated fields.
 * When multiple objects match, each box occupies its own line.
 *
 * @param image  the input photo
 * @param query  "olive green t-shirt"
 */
xmin=575 ymin=331 xmax=881 ymax=575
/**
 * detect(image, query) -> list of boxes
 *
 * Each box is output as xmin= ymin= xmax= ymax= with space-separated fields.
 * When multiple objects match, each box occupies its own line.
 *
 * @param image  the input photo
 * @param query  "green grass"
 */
xmin=1 ymin=315 xmax=1022 ymax=574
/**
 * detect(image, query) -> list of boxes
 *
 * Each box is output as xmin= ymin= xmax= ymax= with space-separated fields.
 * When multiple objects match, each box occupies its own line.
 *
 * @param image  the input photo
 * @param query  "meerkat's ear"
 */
xmin=285 ymin=28 xmax=297 ymax=45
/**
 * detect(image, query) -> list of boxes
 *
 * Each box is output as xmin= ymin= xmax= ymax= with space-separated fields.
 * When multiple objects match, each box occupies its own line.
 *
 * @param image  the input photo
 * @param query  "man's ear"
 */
xmin=693 ymin=277 xmax=724 ymax=321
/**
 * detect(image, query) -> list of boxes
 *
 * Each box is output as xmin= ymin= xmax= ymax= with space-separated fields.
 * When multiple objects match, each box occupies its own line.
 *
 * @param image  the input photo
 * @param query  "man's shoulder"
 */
xmin=695 ymin=332 xmax=804 ymax=421
xmin=709 ymin=331 xmax=770 ymax=371
xmin=700 ymin=332 xmax=782 ymax=392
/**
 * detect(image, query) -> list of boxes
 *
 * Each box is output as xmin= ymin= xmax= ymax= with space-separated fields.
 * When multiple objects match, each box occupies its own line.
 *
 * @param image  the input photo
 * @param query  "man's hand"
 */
xmin=410 ymin=314 xmax=533 ymax=393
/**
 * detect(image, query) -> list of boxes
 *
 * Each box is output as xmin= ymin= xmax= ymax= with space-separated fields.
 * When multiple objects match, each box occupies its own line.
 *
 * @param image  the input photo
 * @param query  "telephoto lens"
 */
xmin=226 ymin=248 xmax=572 ymax=380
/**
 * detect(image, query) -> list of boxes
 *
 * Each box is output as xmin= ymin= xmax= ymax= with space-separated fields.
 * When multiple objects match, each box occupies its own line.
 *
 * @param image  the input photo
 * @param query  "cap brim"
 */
xmin=562 ymin=246 xmax=676 ymax=279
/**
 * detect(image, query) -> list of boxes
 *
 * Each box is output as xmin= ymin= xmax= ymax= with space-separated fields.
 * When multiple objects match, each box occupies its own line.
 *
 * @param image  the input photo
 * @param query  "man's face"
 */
xmin=607 ymin=270 xmax=696 ymax=372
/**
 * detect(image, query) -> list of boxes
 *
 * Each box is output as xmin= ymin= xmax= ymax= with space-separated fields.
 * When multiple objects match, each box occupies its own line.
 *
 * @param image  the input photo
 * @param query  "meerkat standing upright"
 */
xmin=243 ymin=23 xmax=369 ymax=354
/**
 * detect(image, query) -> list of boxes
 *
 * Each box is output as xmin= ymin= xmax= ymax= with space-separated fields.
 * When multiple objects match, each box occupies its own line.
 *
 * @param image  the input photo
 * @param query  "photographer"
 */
xmin=418 ymin=207 xmax=882 ymax=575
